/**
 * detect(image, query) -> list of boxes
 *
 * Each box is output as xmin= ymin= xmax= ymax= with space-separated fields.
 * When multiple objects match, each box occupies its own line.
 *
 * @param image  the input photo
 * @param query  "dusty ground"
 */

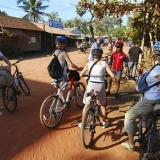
xmin=0 ymin=46 xmax=141 ymax=160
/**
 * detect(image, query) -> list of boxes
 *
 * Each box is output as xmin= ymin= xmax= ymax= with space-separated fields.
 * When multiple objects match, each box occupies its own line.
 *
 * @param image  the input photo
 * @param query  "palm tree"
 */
xmin=17 ymin=0 xmax=49 ymax=22
xmin=49 ymin=11 xmax=58 ymax=21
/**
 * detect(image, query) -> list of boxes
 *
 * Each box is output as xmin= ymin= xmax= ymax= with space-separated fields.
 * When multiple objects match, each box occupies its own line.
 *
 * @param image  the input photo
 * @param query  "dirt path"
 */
xmin=0 ymin=46 xmax=141 ymax=160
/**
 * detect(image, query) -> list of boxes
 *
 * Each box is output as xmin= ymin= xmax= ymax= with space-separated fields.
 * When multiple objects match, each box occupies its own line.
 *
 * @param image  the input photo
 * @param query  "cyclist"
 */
xmin=88 ymin=37 xmax=104 ymax=61
xmin=53 ymin=36 xmax=83 ymax=88
xmin=79 ymin=47 xmax=115 ymax=128
xmin=0 ymin=51 xmax=11 ymax=116
xmin=121 ymin=43 xmax=160 ymax=151
xmin=106 ymin=41 xmax=129 ymax=98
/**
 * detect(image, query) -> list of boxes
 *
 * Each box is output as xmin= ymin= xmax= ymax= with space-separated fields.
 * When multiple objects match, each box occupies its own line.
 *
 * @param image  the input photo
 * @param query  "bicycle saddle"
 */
xmin=52 ymin=79 xmax=62 ymax=84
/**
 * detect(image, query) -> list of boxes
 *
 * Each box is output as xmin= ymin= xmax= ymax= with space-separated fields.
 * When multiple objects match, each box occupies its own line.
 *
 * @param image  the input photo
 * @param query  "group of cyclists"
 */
xmin=53 ymin=35 xmax=160 ymax=153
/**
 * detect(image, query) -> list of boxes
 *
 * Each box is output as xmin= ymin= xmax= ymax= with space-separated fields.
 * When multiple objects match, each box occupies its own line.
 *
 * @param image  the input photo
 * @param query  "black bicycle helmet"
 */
xmin=56 ymin=36 xmax=67 ymax=44
xmin=91 ymin=47 xmax=103 ymax=58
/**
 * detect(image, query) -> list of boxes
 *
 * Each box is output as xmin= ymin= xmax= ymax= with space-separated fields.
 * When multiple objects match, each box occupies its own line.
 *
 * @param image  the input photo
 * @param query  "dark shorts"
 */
xmin=112 ymin=70 xmax=122 ymax=78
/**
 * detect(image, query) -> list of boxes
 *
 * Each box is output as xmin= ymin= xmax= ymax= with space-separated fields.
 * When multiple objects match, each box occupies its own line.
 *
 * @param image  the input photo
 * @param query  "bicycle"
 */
xmin=12 ymin=57 xmax=30 ymax=96
xmin=39 ymin=72 xmax=86 ymax=129
xmin=81 ymin=89 xmax=101 ymax=148
xmin=134 ymin=106 xmax=160 ymax=160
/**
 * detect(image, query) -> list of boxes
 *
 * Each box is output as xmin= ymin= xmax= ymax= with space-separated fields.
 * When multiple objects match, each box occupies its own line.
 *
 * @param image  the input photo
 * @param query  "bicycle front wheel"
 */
xmin=139 ymin=132 xmax=160 ymax=160
xmin=74 ymin=82 xmax=85 ymax=109
xmin=81 ymin=106 xmax=95 ymax=148
xmin=40 ymin=95 xmax=63 ymax=129
xmin=18 ymin=75 xmax=30 ymax=96
xmin=3 ymin=85 xmax=17 ymax=113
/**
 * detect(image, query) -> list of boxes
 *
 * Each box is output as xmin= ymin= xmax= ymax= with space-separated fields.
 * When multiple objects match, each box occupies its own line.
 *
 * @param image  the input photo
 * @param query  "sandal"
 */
xmin=121 ymin=141 xmax=134 ymax=151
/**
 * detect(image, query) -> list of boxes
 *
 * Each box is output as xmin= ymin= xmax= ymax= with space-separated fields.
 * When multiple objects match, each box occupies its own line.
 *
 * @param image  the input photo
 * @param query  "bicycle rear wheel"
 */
xmin=139 ymin=132 xmax=160 ymax=160
xmin=3 ymin=85 xmax=17 ymax=113
xmin=81 ymin=106 xmax=95 ymax=148
xmin=18 ymin=75 xmax=30 ymax=96
xmin=74 ymin=82 xmax=85 ymax=109
xmin=40 ymin=95 xmax=63 ymax=129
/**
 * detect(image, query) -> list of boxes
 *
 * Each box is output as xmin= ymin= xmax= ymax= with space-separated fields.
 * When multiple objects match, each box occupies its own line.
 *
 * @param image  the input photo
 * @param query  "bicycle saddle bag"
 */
xmin=0 ymin=66 xmax=13 ymax=86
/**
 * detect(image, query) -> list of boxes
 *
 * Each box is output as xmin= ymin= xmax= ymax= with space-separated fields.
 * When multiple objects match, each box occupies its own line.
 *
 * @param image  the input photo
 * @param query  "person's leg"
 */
xmin=122 ymin=97 xmax=160 ymax=151
xmin=128 ymin=62 xmax=133 ymax=77
xmin=131 ymin=62 xmax=137 ymax=78
xmin=115 ymin=77 xmax=120 ymax=93
xmin=106 ymin=76 xmax=112 ymax=94
xmin=100 ymin=105 xmax=109 ymax=128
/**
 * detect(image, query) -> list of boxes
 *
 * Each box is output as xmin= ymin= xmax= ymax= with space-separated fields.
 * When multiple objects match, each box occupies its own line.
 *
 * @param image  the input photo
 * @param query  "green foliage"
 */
xmin=17 ymin=0 xmax=49 ymax=22
xmin=109 ymin=26 xmax=127 ymax=39
xmin=0 ymin=10 xmax=8 ymax=16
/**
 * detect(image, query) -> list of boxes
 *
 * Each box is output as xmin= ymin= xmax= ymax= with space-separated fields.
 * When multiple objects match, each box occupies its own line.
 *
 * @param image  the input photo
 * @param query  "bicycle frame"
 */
xmin=51 ymin=77 xmax=76 ymax=112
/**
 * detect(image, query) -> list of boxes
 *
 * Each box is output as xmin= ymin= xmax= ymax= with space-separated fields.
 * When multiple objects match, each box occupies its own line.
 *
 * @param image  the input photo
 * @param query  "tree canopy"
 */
xmin=17 ymin=0 xmax=49 ymax=22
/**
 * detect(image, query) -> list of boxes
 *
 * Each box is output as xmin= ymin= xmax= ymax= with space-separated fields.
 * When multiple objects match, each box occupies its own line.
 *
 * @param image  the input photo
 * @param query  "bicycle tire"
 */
xmin=139 ymin=131 xmax=160 ymax=160
xmin=81 ymin=106 xmax=95 ymax=148
xmin=3 ymin=85 xmax=17 ymax=113
xmin=74 ymin=82 xmax=85 ymax=109
xmin=18 ymin=75 xmax=30 ymax=96
xmin=40 ymin=95 xmax=63 ymax=129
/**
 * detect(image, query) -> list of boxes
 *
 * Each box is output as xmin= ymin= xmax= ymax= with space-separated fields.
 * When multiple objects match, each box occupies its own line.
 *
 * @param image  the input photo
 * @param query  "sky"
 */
xmin=0 ymin=0 xmax=129 ymax=25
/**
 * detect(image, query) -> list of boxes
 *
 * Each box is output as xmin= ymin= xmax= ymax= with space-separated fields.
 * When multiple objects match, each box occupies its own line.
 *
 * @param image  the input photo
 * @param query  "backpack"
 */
xmin=47 ymin=51 xmax=64 ymax=79
xmin=135 ymin=63 xmax=160 ymax=93
xmin=0 ymin=66 xmax=13 ymax=86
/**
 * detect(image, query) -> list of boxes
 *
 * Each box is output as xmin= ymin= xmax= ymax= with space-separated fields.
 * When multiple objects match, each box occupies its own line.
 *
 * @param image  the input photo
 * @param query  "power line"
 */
xmin=0 ymin=5 xmax=24 ymax=12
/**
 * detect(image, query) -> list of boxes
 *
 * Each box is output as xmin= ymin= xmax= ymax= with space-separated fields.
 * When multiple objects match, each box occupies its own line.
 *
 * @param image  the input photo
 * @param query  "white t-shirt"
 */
xmin=0 ymin=51 xmax=3 ymax=57
xmin=144 ymin=65 xmax=160 ymax=100
xmin=89 ymin=61 xmax=105 ymax=82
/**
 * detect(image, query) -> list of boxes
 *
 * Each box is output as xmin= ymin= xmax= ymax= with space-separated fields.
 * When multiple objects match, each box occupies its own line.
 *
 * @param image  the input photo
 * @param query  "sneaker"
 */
xmin=78 ymin=123 xmax=81 ymax=128
xmin=114 ymin=93 xmax=119 ymax=99
xmin=101 ymin=121 xmax=109 ymax=128
xmin=121 ymin=141 xmax=135 ymax=151
xmin=0 ymin=112 xmax=3 ymax=116
xmin=0 ymin=106 xmax=4 ymax=110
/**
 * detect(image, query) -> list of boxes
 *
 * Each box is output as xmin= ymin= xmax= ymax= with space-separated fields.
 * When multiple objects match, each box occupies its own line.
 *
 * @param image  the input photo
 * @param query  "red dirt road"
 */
xmin=0 ymin=46 xmax=140 ymax=160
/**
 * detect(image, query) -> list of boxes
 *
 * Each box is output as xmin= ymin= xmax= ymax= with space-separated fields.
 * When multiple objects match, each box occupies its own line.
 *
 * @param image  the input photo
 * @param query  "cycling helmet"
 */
xmin=115 ymin=41 xmax=124 ymax=48
xmin=98 ymin=37 xmax=104 ymax=43
xmin=56 ymin=36 xmax=67 ymax=44
xmin=153 ymin=41 xmax=160 ymax=55
xmin=91 ymin=47 xmax=103 ymax=58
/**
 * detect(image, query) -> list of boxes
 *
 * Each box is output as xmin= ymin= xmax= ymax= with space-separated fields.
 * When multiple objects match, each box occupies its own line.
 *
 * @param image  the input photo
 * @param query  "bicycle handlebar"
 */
xmin=12 ymin=57 xmax=23 ymax=66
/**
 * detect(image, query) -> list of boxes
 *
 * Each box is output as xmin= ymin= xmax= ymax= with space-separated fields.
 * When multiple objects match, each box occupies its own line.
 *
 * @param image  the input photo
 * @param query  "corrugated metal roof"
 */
xmin=32 ymin=22 xmax=78 ymax=36
xmin=0 ymin=15 xmax=43 ymax=31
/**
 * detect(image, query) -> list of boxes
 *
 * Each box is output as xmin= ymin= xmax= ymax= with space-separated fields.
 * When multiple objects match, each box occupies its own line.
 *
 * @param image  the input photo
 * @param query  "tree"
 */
xmin=0 ymin=10 xmax=8 ymax=16
xmin=49 ymin=11 xmax=58 ymax=21
xmin=78 ymin=0 xmax=160 ymax=52
xmin=76 ymin=5 xmax=95 ymax=39
xmin=17 ymin=0 xmax=49 ymax=22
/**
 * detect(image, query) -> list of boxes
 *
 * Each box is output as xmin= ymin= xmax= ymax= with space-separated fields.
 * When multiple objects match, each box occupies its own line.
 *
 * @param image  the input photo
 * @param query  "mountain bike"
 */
xmin=81 ymin=89 xmax=101 ymax=148
xmin=39 ymin=73 xmax=86 ymax=129
xmin=134 ymin=107 xmax=160 ymax=160
xmin=12 ymin=57 xmax=30 ymax=96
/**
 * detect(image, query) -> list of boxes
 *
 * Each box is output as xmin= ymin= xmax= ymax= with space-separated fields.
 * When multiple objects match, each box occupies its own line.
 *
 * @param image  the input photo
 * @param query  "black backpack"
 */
xmin=47 ymin=51 xmax=63 ymax=79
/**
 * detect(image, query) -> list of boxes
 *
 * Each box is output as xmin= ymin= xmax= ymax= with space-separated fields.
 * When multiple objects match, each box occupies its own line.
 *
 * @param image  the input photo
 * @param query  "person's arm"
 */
xmin=106 ymin=63 xmax=115 ymax=78
xmin=80 ymin=63 xmax=89 ymax=77
xmin=64 ymin=52 xmax=82 ymax=71
xmin=1 ymin=55 xmax=11 ymax=71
